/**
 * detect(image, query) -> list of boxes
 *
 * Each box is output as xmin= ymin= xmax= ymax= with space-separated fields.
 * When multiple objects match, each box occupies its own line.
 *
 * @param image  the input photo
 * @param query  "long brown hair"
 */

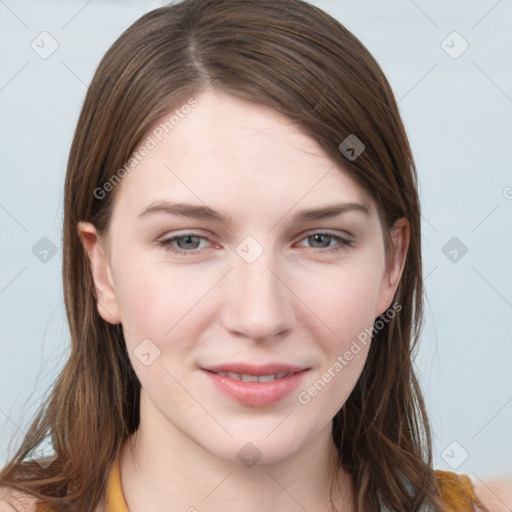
xmin=1 ymin=1 xmax=443 ymax=510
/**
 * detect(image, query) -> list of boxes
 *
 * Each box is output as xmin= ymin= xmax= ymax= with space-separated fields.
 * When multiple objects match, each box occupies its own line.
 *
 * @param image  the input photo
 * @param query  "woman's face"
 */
xmin=81 ymin=88 xmax=407 ymax=464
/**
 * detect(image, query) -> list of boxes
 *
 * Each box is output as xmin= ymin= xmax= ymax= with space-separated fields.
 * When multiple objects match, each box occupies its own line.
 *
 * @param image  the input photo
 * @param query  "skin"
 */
xmin=78 ymin=88 xmax=409 ymax=512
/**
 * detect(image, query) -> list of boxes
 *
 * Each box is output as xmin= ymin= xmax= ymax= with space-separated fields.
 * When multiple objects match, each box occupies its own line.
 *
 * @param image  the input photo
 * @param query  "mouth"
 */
xmin=200 ymin=363 xmax=309 ymax=407
xmin=207 ymin=371 xmax=296 ymax=382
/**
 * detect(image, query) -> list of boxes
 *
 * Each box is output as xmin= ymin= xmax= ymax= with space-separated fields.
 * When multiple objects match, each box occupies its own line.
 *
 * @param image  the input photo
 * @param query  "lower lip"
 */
xmin=202 ymin=369 xmax=308 ymax=407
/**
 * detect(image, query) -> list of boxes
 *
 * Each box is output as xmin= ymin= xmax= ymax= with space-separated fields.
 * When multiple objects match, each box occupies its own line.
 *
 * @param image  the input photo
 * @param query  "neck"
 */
xmin=119 ymin=394 xmax=356 ymax=512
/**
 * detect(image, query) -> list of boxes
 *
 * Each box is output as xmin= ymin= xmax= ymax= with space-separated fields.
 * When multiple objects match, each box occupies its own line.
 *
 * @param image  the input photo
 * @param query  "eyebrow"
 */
xmin=137 ymin=200 xmax=370 ymax=224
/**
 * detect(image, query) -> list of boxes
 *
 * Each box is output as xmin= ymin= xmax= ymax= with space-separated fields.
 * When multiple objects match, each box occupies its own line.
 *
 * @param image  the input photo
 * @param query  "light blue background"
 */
xmin=1 ymin=0 xmax=511 ymax=481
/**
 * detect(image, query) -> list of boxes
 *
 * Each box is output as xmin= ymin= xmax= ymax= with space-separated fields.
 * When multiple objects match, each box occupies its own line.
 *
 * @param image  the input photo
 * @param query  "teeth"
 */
xmin=258 ymin=374 xmax=276 ymax=382
xmin=214 ymin=372 xmax=293 ymax=382
xmin=241 ymin=374 xmax=259 ymax=382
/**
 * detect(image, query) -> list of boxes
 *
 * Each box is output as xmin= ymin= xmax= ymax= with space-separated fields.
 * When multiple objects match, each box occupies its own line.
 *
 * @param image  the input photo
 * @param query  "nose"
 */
xmin=220 ymin=247 xmax=295 ymax=342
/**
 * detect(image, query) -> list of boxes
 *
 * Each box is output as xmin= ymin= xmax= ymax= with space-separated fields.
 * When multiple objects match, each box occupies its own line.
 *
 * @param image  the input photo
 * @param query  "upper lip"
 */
xmin=202 ymin=363 xmax=307 ymax=376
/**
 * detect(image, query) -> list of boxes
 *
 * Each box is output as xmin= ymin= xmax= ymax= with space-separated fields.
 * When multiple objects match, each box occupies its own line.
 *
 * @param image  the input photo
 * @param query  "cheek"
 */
xmin=300 ymin=257 xmax=385 ymax=350
xmin=114 ymin=266 xmax=167 ymax=335
xmin=295 ymin=262 xmax=382 ymax=417
xmin=112 ymin=255 xmax=218 ymax=357
xmin=110 ymin=251 xmax=180 ymax=340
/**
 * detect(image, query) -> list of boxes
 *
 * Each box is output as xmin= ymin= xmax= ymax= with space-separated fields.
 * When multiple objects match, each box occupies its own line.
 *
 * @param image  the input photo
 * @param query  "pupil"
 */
xmin=179 ymin=235 xmax=199 ymax=249
xmin=312 ymin=234 xmax=330 ymax=248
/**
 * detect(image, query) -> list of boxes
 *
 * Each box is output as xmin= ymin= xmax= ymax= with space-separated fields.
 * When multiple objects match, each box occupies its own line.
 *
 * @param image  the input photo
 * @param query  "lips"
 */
xmin=204 ymin=362 xmax=305 ymax=376
xmin=201 ymin=363 xmax=308 ymax=407
xmin=212 ymin=371 xmax=294 ymax=382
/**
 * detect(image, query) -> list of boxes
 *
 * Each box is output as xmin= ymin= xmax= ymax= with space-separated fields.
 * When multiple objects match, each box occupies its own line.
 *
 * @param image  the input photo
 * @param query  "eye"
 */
xmin=296 ymin=231 xmax=354 ymax=253
xmin=157 ymin=230 xmax=354 ymax=257
xmin=157 ymin=233 xmax=211 ymax=256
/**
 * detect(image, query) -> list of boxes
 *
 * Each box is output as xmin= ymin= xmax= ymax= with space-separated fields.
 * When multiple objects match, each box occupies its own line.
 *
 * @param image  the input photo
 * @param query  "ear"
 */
xmin=374 ymin=217 xmax=410 ymax=317
xmin=77 ymin=222 xmax=121 ymax=324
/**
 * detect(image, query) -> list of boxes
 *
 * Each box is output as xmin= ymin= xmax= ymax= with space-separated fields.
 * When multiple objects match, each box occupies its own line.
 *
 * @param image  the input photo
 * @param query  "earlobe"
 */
xmin=77 ymin=222 xmax=122 ymax=324
xmin=375 ymin=218 xmax=410 ymax=317
xmin=389 ymin=218 xmax=409 ymax=288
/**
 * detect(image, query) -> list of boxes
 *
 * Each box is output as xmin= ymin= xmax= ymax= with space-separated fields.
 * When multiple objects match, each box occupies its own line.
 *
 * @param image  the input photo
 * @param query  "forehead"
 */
xmin=110 ymin=89 xmax=375 ymax=222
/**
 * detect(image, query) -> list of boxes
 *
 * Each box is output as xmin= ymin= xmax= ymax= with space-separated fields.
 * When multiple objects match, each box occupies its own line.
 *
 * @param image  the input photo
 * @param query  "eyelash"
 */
xmin=157 ymin=231 xmax=354 ymax=257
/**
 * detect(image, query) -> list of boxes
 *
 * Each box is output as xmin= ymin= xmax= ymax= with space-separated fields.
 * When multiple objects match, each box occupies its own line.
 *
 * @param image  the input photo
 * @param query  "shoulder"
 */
xmin=0 ymin=485 xmax=38 ymax=512
xmin=471 ymin=476 xmax=512 ymax=512
xmin=435 ymin=470 xmax=512 ymax=512
xmin=0 ymin=487 xmax=107 ymax=512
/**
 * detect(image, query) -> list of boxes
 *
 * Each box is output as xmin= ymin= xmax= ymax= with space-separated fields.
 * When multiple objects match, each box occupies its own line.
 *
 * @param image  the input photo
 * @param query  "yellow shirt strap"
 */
xmin=105 ymin=457 xmax=130 ymax=512
xmin=435 ymin=470 xmax=485 ymax=512
xmin=36 ymin=465 xmax=487 ymax=512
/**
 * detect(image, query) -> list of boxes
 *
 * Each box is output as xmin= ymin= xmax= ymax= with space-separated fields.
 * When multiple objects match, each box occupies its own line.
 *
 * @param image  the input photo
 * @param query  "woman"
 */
xmin=0 ymin=0 xmax=495 ymax=510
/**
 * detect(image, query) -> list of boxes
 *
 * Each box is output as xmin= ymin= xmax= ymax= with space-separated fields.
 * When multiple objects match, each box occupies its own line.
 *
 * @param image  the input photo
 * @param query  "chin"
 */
xmin=201 ymin=427 xmax=308 ymax=467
